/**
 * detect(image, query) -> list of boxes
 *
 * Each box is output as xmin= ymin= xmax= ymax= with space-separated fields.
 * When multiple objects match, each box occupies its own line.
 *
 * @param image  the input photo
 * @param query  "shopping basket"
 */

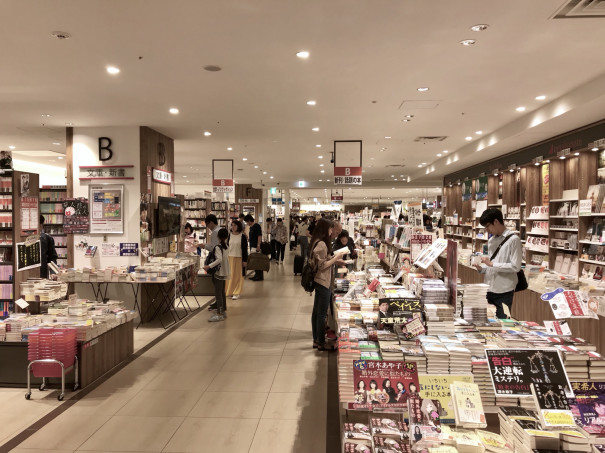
xmin=25 ymin=327 xmax=79 ymax=401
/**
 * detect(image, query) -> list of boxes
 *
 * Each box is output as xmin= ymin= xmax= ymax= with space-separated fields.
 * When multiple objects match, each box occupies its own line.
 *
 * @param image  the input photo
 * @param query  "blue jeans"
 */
xmin=487 ymin=291 xmax=514 ymax=319
xmin=312 ymin=282 xmax=331 ymax=346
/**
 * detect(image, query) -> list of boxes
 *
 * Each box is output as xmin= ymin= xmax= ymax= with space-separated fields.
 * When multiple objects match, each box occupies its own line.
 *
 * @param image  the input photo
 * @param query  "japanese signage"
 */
xmin=334 ymin=140 xmax=362 ymax=185
xmin=486 ymin=349 xmax=572 ymax=397
xmin=462 ymin=180 xmax=472 ymax=201
xmin=475 ymin=176 xmax=488 ymax=201
xmin=413 ymin=238 xmax=447 ymax=269
xmin=408 ymin=202 xmax=422 ymax=228
xmin=418 ymin=374 xmax=474 ymax=424
xmin=238 ymin=198 xmax=259 ymax=203
xmin=331 ymin=190 xmax=343 ymax=202
xmin=16 ymin=239 xmax=41 ymax=271
xmin=351 ymin=359 xmax=419 ymax=409
xmin=101 ymin=243 xmax=119 ymax=257
xmin=89 ymin=185 xmax=124 ymax=234
xmin=542 ymin=163 xmax=550 ymax=205
xmin=152 ymin=168 xmax=172 ymax=185
xmin=212 ymin=159 xmax=234 ymax=193
xmin=120 ymin=242 xmax=139 ymax=256
xmin=20 ymin=197 xmax=38 ymax=236
xmin=378 ymin=297 xmax=422 ymax=326
xmin=80 ymin=165 xmax=135 ymax=180
xmin=63 ymin=198 xmax=90 ymax=234
xmin=410 ymin=233 xmax=433 ymax=260
xmin=291 ymin=201 xmax=300 ymax=212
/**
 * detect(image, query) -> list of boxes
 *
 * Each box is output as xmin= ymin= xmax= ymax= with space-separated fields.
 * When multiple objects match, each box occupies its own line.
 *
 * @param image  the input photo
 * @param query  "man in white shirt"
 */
xmin=474 ymin=208 xmax=522 ymax=319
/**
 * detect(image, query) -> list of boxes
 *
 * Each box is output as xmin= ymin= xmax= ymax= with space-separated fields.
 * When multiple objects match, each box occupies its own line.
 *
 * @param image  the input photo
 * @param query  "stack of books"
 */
xmin=512 ymin=423 xmax=560 ymax=453
xmin=460 ymin=283 xmax=489 ymax=322
xmin=401 ymin=345 xmax=427 ymax=374
xmin=471 ymin=356 xmax=495 ymax=408
xmin=445 ymin=343 xmax=472 ymax=374
xmin=498 ymin=406 xmax=539 ymax=442
xmin=589 ymin=351 xmax=605 ymax=380
xmin=422 ymin=339 xmax=450 ymax=374
xmin=342 ymin=422 xmax=371 ymax=452
xmin=424 ymin=303 xmax=455 ymax=335
xmin=555 ymin=345 xmax=590 ymax=381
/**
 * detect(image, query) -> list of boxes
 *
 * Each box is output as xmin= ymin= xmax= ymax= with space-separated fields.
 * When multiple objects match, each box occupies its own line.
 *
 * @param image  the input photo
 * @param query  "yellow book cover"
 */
xmin=450 ymin=381 xmax=486 ymax=426
xmin=419 ymin=374 xmax=473 ymax=424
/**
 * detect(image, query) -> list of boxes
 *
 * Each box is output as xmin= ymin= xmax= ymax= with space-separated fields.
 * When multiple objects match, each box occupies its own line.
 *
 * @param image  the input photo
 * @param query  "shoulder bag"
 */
xmin=204 ymin=246 xmax=221 ymax=275
xmin=489 ymin=234 xmax=528 ymax=292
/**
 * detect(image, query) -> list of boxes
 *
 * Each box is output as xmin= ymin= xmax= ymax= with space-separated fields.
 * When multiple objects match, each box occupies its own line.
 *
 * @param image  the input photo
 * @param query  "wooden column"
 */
xmin=66 ymin=127 xmax=74 ymax=268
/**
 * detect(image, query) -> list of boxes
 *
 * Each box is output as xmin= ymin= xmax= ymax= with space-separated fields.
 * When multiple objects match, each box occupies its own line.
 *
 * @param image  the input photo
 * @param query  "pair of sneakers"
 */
xmin=208 ymin=312 xmax=227 ymax=322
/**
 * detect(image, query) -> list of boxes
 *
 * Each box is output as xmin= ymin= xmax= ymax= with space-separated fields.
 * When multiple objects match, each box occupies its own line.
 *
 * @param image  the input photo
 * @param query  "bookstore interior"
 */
xmin=6 ymin=2 xmax=605 ymax=453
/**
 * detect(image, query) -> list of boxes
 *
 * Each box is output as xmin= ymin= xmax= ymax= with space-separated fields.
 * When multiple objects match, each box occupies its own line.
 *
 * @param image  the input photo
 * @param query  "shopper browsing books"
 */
xmin=204 ymin=228 xmax=230 ymax=322
xmin=225 ymin=220 xmax=248 ymax=300
xmin=474 ymin=208 xmax=523 ymax=319
xmin=273 ymin=218 xmax=288 ymax=264
xmin=39 ymin=215 xmax=58 ymax=279
xmin=309 ymin=218 xmax=347 ymax=351
xmin=204 ymin=214 xmax=221 ymax=311
xmin=183 ymin=222 xmax=198 ymax=254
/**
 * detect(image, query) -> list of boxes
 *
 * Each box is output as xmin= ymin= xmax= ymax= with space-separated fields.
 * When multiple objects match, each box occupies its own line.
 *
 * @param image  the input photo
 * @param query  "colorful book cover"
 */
xmin=451 ymin=381 xmax=486 ymax=426
xmin=418 ymin=374 xmax=474 ymax=424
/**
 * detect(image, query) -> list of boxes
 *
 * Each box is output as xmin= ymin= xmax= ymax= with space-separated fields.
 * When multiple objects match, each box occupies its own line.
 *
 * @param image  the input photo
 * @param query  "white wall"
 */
xmin=13 ymin=159 xmax=67 ymax=186
xmin=72 ymin=127 xmax=141 ymax=270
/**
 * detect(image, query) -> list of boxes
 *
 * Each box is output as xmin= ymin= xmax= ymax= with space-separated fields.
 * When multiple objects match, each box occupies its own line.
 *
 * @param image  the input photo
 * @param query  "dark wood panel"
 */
xmin=66 ymin=127 xmax=74 ymax=268
xmin=139 ymin=126 xmax=175 ymax=203
xmin=488 ymin=175 xmax=499 ymax=205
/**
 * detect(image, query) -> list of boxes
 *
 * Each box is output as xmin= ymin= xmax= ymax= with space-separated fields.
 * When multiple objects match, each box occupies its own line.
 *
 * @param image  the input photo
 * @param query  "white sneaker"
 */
xmin=208 ymin=314 xmax=225 ymax=322
xmin=232 ymin=295 xmax=240 ymax=300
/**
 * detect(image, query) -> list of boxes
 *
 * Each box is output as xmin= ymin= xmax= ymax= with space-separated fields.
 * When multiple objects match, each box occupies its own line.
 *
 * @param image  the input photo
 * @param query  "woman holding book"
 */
xmin=309 ymin=217 xmax=347 ymax=351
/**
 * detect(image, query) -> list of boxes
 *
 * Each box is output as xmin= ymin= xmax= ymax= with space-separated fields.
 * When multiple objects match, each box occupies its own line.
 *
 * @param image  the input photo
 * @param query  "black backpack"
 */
xmin=300 ymin=243 xmax=318 ymax=293
xmin=260 ymin=241 xmax=272 ymax=255
xmin=204 ymin=246 xmax=221 ymax=275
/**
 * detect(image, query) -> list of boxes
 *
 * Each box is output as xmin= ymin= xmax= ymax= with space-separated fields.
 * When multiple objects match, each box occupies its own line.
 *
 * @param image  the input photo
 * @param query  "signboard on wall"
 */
xmin=542 ymin=163 xmax=550 ymax=205
xmin=152 ymin=168 xmax=172 ymax=185
xmin=80 ymin=165 xmax=135 ymax=181
xmin=20 ymin=197 xmax=38 ymax=236
xmin=16 ymin=239 xmax=41 ymax=272
xmin=212 ymin=159 xmax=234 ymax=193
xmin=89 ymin=185 xmax=124 ymax=234
xmin=63 ymin=198 xmax=90 ymax=234
xmin=334 ymin=140 xmax=362 ymax=185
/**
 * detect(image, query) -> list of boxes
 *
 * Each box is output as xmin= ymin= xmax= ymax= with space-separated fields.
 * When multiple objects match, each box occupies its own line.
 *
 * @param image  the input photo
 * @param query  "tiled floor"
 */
xmin=6 ymin=253 xmax=329 ymax=453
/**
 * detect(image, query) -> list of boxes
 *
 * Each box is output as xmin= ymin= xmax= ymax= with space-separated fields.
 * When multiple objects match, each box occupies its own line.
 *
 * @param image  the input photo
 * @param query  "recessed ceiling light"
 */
xmin=315 ymin=144 xmax=321 ymax=148
xmin=391 ymin=175 xmax=395 ymax=177
xmin=516 ymin=106 xmax=526 ymax=112
xmin=227 ymin=147 xmax=232 ymax=151
xmin=394 ymin=179 xmax=398 ymax=181
xmin=470 ymin=24 xmax=489 ymax=32
xmin=319 ymin=179 xmax=323 ymax=182
xmin=391 ymin=187 xmax=395 ymax=190
xmin=370 ymin=157 xmax=375 ymax=160
xmin=8 ymin=146 xmax=15 ymax=150
xmin=65 ymin=122 xmax=73 ymax=126
xmin=535 ymin=95 xmax=546 ymax=101
xmin=270 ymin=176 xmax=274 ymax=179
xmin=52 ymin=142 xmax=61 ymax=146
xmin=592 ymin=147 xmax=599 ymax=151
xmin=437 ymin=153 xmax=442 ymax=157
xmin=106 ymin=66 xmax=120 ymax=75
xmin=405 ymin=115 xmax=414 ymax=118
xmin=254 ymin=165 xmax=259 ymax=168
xmin=320 ymin=170 xmax=325 ymax=173
xmin=385 ymin=136 xmax=391 ymax=139
xmin=312 ymin=127 xmax=319 ymax=132
xmin=574 ymin=152 xmax=580 ymax=156
xmin=318 ymin=155 xmax=323 ymax=159
xmin=169 ymin=107 xmax=179 ymax=115
xmin=242 ymin=157 xmax=247 ymax=161
xmin=296 ymin=51 xmax=310 ymax=59
xmin=41 ymin=113 xmax=52 ymax=118
xmin=204 ymin=131 xmax=212 ymax=136
xmin=327 ymin=179 xmax=330 ymax=181
xmin=319 ymin=164 xmax=324 ymax=167
xmin=534 ymin=162 xmax=540 ymax=166
xmin=183 ymin=175 xmax=188 ymax=178
xmin=421 ymin=162 xmax=426 ymax=165
xmin=560 ymin=156 xmax=566 ymax=160
xmin=459 ymin=39 xmax=476 ymax=46
xmin=475 ymin=130 xmax=483 ymax=135
xmin=465 ymin=136 xmax=473 ymax=141
xmin=403 ymin=119 xmax=411 ymax=123
xmin=263 ymin=171 xmax=267 ymax=174
xmin=306 ymin=100 xmax=316 ymax=106
xmin=417 ymin=87 xmax=429 ymax=92
xmin=57 ymin=156 xmax=64 ymax=160
xmin=418 ymin=164 xmax=422 ymax=168
xmin=443 ymin=150 xmax=448 ymax=153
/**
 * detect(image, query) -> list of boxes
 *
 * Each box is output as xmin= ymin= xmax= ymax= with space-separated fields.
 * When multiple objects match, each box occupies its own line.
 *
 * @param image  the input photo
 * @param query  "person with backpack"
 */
xmin=39 ymin=215 xmax=58 ymax=278
xmin=204 ymin=227 xmax=230 ymax=322
xmin=225 ymin=220 xmax=248 ymax=300
xmin=308 ymin=218 xmax=347 ymax=351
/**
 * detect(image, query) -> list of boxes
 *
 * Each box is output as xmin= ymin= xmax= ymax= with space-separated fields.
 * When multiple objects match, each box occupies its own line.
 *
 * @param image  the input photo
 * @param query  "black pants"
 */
xmin=212 ymin=275 xmax=227 ymax=314
xmin=487 ymin=291 xmax=513 ymax=319
xmin=275 ymin=242 xmax=286 ymax=262
xmin=254 ymin=270 xmax=264 ymax=280
xmin=270 ymin=239 xmax=278 ymax=260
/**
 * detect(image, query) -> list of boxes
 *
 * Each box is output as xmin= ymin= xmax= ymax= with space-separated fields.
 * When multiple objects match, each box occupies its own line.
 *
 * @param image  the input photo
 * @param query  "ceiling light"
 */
xmin=183 ymin=175 xmax=188 ymax=178
xmin=242 ymin=158 xmax=248 ymax=161
xmin=516 ymin=106 xmax=526 ymax=112
xmin=392 ymin=188 xmax=395 ymax=190
xmin=204 ymin=131 xmax=211 ymax=136
xmin=306 ymin=100 xmax=316 ymax=106
xmin=52 ymin=142 xmax=61 ymax=146
xmin=319 ymin=164 xmax=324 ymax=167
xmin=560 ymin=156 xmax=566 ymax=160
xmin=320 ymin=170 xmax=325 ymax=173
xmin=544 ymin=160 xmax=550 ymax=163
xmin=51 ymin=31 xmax=71 ymax=40
xmin=465 ymin=136 xmax=473 ymax=141
xmin=574 ymin=152 xmax=580 ymax=156
xmin=417 ymin=87 xmax=429 ymax=92
xmin=41 ymin=114 xmax=52 ymax=118
xmin=459 ymin=39 xmax=476 ymax=46
xmin=534 ymin=162 xmax=540 ymax=166
xmin=421 ymin=162 xmax=426 ymax=165
xmin=270 ymin=176 xmax=274 ymax=179
xmin=535 ymin=95 xmax=546 ymax=101
xmin=403 ymin=119 xmax=411 ymax=122
xmin=263 ymin=171 xmax=267 ymax=174
xmin=227 ymin=147 xmax=232 ymax=151
xmin=475 ymin=130 xmax=483 ymax=135
xmin=471 ymin=24 xmax=489 ymax=32
xmin=443 ymin=150 xmax=448 ymax=154
xmin=319 ymin=179 xmax=323 ymax=182
xmin=57 ymin=156 xmax=64 ymax=160
xmin=437 ymin=153 xmax=442 ymax=157
xmin=418 ymin=164 xmax=422 ymax=168
xmin=296 ymin=51 xmax=310 ymax=59
xmin=312 ymin=127 xmax=319 ymax=132
xmin=169 ymin=107 xmax=179 ymax=115
xmin=65 ymin=122 xmax=73 ymax=126
xmin=394 ymin=179 xmax=398 ymax=181
xmin=8 ymin=146 xmax=15 ymax=150
xmin=391 ymin=175 xmax=395 ymax=177
xmin=405 ymin=115 xmax=414 ymax=118
xmin=203 ymin=65 xmax=222 ymax=72
xmin=106 ymin=66 xmax=120 ymax=75
xmin=327 ymin=179 xmax=330 ymax=181
xmin=493 ymin=173 xmax=498 ymax=176
xmin=315 ymin=144 xmax=321 ymax=148
xmin=254 ymin=165 xmax=259 ymax=168
xmin=385 ymin=136 xmax=391 ymax=139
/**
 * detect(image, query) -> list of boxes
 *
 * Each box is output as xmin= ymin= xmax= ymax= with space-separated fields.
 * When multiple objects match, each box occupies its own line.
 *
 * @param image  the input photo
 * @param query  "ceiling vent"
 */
xmin=385 ymin=164 xmax=405 ymax=168
xmin=414 ymin=136 xmax=447 ymax=142
xmin=553 ymin=0 xmax=605 ymax=18
xmin=399 ymin=100 xmax=441 ymax=110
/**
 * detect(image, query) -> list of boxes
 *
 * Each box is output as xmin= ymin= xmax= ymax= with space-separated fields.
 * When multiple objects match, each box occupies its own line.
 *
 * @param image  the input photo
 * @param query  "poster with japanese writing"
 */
xmin=569 ymin=382 xmax=605 ymax=435
xmin=462 ymin=180 xmax=472 ymax=201
xmin=410 ymin=233 xmax=433 ymax=260
xmin=16 ymin=239 xmax=41 ymax=271
xmin=89 ymin=184 xmax=123 ymax=234
xmin=486 ymin=349 xmax=572 ymax=398
xmin=351 ymin=360 xmax=419 ymax=410
xmin=120 ymin=242 xmax=139 ymax=256
xmin=408 ymin=202 xmax=422 ymax=228
xmin=20 ymin=197 xmax=38 ymax=236
xmin=418 ymin=374 xmax=474 ymax=424
xmin=101 ymin=243 xmax=119 ymax=257
xmin=63 ymin=198 xmax=89 ymax=234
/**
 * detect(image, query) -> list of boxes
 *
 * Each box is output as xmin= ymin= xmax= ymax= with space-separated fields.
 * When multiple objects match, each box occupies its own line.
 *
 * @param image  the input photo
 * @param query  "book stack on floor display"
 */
xmin=459 ymin=283 xmax=489 ymax=322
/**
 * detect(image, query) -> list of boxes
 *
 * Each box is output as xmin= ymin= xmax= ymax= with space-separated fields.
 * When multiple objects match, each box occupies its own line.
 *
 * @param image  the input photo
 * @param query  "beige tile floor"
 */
xmin=7 ymin=253 xmax=328 ymax=452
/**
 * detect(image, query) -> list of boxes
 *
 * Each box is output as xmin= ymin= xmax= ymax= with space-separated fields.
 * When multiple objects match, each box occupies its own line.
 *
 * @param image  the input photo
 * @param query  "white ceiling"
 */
xmin=2 ymin=0 xmax=605 ymax=197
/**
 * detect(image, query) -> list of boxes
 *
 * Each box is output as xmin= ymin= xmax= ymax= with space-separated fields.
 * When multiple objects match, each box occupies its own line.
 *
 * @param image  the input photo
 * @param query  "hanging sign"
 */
xmin=408 ymin=202 xmax=423 ymax=228
xmin=80 ymin=165 xmax=135 ymax=181
xmin=291 ymin=201 xmax=300 ymax=212
xmin=334 ymin=140 xmax=362 ymax=185
xmin=331 ymin=189 xmax=343 ymax=202
xmin=152 ymin=168 xmax=172 ymax=185
xmin=89 ymin=184 xmax=124 ymax=234
xmin=462 ymin=180 xmax=472 ymax=201
xmin=212 ymin=159 xmax=234 ymax=193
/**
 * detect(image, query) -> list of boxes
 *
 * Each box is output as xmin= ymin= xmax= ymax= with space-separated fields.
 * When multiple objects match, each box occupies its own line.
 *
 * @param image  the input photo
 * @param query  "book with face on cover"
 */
xmin=450 ymin=381 xmax=487 ymax=428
